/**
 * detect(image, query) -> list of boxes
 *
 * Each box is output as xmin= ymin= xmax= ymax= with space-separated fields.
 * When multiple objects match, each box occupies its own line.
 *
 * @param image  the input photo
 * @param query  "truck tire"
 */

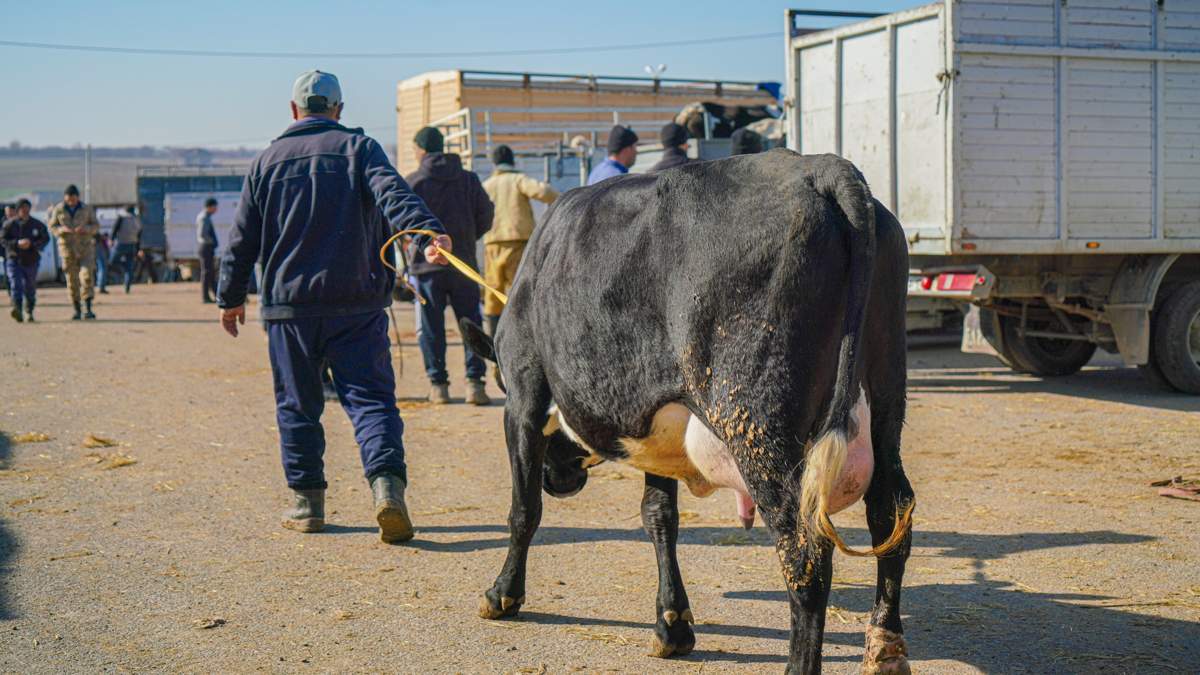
xmin=999 ymin=314 xmax=1096 ymax=377
xmin=978 ymin=308 xmax=1030 ymax=372
xmin=1150 ymin=281 xmax=1200 ymax=394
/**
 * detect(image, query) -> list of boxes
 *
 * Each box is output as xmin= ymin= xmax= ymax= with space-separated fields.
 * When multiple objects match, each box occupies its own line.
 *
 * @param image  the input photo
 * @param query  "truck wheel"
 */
xmin=1150 ymin=281 xmax=1200 ymax=394
xmin=1138 ymin=342 xmax=1173 ymax=391
xmin=978 ymin=308 xmax=1030 ymax=372
xmin=999 ymin=314 xmax=1096 ymax=376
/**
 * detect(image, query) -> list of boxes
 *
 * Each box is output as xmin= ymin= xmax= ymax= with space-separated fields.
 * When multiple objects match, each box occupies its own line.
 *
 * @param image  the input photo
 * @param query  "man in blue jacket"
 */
xmin=218 ymin=70 xmax=451 ymax=544
xmin=586 ymin=125 xmax=639 ymax=185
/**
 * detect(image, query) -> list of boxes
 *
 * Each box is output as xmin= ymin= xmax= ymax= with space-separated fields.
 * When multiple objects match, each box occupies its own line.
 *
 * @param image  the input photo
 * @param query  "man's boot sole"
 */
xmin=281 ymin=517 xmax=325 ymax=533
xmin=376 ymin=502 xmax=414 ymax=543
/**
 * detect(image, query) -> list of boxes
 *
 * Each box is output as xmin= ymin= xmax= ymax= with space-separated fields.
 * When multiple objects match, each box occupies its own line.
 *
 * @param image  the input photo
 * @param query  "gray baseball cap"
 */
xmin=292 ymin=70 xmax=342 ymax=111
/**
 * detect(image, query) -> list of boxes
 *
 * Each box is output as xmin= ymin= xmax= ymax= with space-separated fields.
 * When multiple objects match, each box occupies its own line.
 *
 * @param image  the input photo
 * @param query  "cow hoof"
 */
xmin=648 ymin=608 xmax=695 ymax=658
xmin=478 ymin=591 xmax=524 ymax=620
xmin=863 ymin=626 xmax=910 ymax=675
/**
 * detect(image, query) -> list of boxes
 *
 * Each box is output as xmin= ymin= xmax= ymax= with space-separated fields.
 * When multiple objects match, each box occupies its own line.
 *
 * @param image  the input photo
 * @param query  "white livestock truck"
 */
xmin=785 ymin=1 xmax=1200 ymax=393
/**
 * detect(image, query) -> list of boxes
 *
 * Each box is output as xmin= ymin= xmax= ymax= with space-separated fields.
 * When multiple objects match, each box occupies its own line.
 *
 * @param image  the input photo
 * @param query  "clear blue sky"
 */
xmin=2 ymin=0 xmax=916 ymax=148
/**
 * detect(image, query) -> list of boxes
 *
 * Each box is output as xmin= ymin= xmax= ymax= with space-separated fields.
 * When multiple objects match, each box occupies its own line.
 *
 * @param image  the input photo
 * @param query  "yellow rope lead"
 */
xmin=380 ymin=229 xmax=508 ymax=306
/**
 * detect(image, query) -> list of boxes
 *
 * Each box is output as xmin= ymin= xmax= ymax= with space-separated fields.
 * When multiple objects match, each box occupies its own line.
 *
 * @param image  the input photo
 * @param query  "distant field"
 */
xmin=0 ymin=156 xmax=183 ymax=203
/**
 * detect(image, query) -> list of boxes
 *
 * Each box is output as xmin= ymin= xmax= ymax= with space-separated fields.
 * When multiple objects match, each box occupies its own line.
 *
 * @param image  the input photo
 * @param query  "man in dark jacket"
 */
xmin=218 ymin=70 xmax=451 ymax=544
xmin=405 ymin=126 xmax=495 ymax=406
xmin=649 ymin=122 xmax=692 ymax=172
xmin=196 ymin=198 xmax=220 ymax=303
xmin=2 ymin=199 xmax=50 ymax=322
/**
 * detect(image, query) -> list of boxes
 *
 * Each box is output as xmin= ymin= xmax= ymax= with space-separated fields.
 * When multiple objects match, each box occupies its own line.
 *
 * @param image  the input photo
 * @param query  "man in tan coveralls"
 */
xmin=480 ymin=145 xmax=558 ymax=337
xmin=47 ymin=184 xmax=100 ymax=320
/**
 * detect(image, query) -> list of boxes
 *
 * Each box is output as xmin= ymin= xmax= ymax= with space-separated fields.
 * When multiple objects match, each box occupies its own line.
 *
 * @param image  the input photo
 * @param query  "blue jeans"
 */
xmin=110 ymin=243 xmax=138 ymax=292
xmin=266 ymin=310 xmax=406 ymax=490
xmin=5 ymin=259 xmax=37 ymax=307
xmin=95 ymin=242 xmax=109 ymax=290
xmin=413 ymin=271 xmax=486 ymax=384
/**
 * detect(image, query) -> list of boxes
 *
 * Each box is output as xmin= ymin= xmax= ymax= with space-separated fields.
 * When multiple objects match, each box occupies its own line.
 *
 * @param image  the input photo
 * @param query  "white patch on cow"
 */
xmin=541 ymin=394 xmax=874 ymax=519
xmin=683 ymin=413 xmax=750 ymax=495
xmin=829 ymin=390 xmax=873 ymax=514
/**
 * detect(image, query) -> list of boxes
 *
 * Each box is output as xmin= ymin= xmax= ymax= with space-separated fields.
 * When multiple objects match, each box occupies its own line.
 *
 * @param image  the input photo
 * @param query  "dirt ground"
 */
xmin=1 ymin=283 xmax=1197 ymax=674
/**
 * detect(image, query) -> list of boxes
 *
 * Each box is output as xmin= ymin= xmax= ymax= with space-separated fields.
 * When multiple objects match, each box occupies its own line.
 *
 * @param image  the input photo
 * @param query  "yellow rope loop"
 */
xmin=380 ymin=229 xmax=509 ymax=307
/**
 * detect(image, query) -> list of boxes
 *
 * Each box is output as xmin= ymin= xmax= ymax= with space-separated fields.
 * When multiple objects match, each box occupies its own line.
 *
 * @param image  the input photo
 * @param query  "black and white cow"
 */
xmin=462 ymin=150 xmax=916 ymax=674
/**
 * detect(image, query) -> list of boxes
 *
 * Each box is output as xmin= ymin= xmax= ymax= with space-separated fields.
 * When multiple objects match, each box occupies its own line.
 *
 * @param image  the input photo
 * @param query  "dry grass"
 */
xmin=563 ymin=626 xmax=633 ymax=646
xmin=86 ymin=452 xmax=138 ymax=469
xmin=12 ymin=432 xmax=51 ymax=443
xmin=81 ymin=434 xmax=118 ymax=448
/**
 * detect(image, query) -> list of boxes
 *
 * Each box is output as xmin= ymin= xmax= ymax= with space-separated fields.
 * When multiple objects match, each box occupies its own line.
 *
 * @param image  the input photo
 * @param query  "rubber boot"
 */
xmin=429 ymin=383 xmax=450 ymax=405
xmin=370 ymin=473 xmax=414 ymax=543
xmin=72 ymin=301 xmax=82 ymax=320
xmin=281 ymin=488 xmax=325 ymax=533
xmin=10 ymin=302 xmax=22 ymax=323
xmin=84 ymin=298 xmax=96 ymax=320
xmin=24 ymin=299 xmax=34 ymax=323
xmin=466 ymin=379 xmax=491 ymax=406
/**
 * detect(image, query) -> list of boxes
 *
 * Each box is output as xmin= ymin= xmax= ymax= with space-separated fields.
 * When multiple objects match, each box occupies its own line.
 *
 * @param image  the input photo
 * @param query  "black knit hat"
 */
xmin=491 ymin=144 xmax=515 ymax=166
xmin=729 ymin=128 xmax=764 ymax=155
xmin=413 ymin=126 xmax=444 ymax=153
xmin=606 ymin=125 xmax=639 ymax=155
xmin=64 ymin=184 xmax=80 ymax=196
xmin=660 ymin=122 xmax=688 ymax=148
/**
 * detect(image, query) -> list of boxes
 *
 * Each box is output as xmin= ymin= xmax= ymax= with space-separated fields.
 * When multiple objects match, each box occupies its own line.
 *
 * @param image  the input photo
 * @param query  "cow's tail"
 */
xmin=460 ymin=318 xmax=506 ymax=394
xmin=796 ymin=156 xmax=910 ymax=558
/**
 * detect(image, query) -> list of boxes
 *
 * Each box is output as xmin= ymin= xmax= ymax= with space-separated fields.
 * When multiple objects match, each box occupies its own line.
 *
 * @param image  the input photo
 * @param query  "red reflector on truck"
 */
xmin=936 ymin=274 xmax=977 ymax=291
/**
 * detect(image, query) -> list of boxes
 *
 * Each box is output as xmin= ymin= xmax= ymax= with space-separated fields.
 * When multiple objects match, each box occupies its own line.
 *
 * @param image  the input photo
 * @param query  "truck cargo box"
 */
xmin=785 ymin=0 xmax=1200 ymax=256
xmin=396 ymin=70 xmax=777 ymax=174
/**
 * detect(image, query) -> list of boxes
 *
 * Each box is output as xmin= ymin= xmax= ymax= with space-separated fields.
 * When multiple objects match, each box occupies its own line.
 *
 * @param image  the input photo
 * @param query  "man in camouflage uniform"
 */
xmin=47 ymin=184 xmax=100 ymax=320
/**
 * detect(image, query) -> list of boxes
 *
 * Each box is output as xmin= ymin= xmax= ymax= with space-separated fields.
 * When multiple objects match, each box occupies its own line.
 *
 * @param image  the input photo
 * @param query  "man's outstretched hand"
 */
xmin=221 ymin=305 xmax=246 ymax=337
xmin=424 ymin=234 xmax=453 ymax=266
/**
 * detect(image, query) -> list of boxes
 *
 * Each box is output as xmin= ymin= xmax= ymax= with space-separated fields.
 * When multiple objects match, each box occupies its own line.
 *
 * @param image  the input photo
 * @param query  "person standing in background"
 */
xmin=586 ymin=125 xmax=639 ymax=185
xmin=95 ymin=228 xmax=111 ymax=294
xmin=110 ymin=205 xmax=142 ymax=294
xmin=46 ymin=184 xmax=99 ymax=320
xmin=405 ymin=126 xmax=495 ymax=406
xmin=197 ymin=197 xmax=219 ymax=303
xmin=2 ymin=204 xmax=14 ymax=298
xmin=480 ymin=143 xmax=558 ymax=341
xmin=2 ymin=199 xmax=50 ymax=322
xmin=648 ymin=122 xmax=692 ymax=172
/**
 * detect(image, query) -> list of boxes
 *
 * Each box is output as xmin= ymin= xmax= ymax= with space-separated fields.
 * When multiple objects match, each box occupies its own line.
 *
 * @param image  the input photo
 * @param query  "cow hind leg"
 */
xmin=863 ymin=403 xmax=915 ymax=675
xmin=479 ymin=371 xmax=552 ymax=620
xmin=747 ymin=470 xmax=834 ymax=674
xmin=641 ymin=473 xmax=695 ymax=658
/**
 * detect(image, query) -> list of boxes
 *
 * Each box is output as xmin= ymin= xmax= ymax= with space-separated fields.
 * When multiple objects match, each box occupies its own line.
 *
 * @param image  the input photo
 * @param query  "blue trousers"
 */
xmin=109 ymin=243 xmax=138 ymax=292
xmin=5 ymin=260 xmax=37 ymax=307
xmin=95 ymin=242 xmax=109 ymax=290
xmin=414 ymin=271 xmax=487 ymax=384
xmin=266 ymin=310 xmax=406 ymax=490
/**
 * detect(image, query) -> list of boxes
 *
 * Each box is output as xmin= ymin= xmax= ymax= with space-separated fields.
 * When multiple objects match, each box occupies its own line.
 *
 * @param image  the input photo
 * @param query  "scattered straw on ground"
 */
xmin=12 ymin=432 xmax=51 ymax=443
xmin=194 ymin=618 xmax=226 ymax=629
xmin=82 ymin=434 xmax=118 ymax=448
xmin=86 ymin=452 xmax=138 ymax=469
xmin=415 ymin=505 xmax=480 ymax=516
xmin=563 ymin=626 xmax=633 ymax=646
xmin=48 ymin=550 xmax=93 ymax=562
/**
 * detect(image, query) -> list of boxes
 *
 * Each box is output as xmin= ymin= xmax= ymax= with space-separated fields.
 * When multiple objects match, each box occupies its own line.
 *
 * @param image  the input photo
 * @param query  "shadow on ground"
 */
xmin=419 ymin=522 xmax=1193 ymax=670
xmin=907 ymin=350 xmax=1199 ymax=413
xmin=0 ymin=432 xmax=17 ymax=620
